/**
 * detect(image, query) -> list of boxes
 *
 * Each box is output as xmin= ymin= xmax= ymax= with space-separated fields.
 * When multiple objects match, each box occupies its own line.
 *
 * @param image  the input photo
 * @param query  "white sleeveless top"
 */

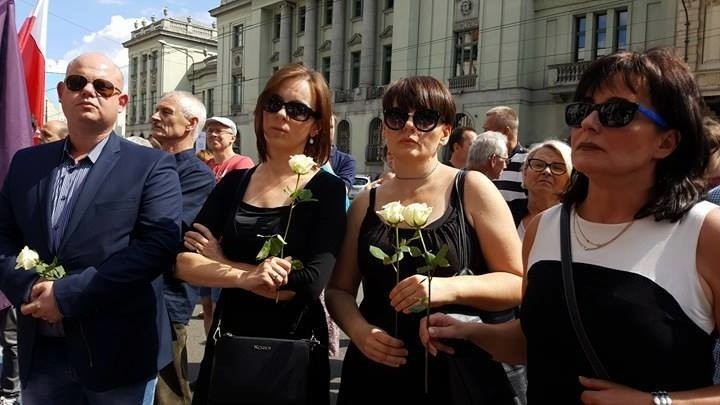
xmin=528 ymin=201 xmax=717 ymax=334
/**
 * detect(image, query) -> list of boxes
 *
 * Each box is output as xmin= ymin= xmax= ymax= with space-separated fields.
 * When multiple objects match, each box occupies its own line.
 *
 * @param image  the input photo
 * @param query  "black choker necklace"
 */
xmin=395 ymin=161 xmax=440 ymax=180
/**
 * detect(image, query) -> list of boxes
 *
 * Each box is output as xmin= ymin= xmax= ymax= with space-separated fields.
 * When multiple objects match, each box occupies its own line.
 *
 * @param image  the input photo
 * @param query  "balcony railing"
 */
xmin=549 ymin=61 xmax=592 ymax=85
xmin=448 ymin=75 xmax=477 ymax=91
xmin=335 ymin=89 xmax=354 ymax=103
xmin=365 ymin=144 xmax=384 ymax=163
xmin=366 ymin=86 xmax=385 ymax=100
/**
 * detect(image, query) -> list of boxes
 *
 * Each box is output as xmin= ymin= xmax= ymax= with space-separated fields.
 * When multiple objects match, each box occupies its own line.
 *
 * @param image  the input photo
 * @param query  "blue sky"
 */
xmin=14 ymin=0 xmax=218 ymax=100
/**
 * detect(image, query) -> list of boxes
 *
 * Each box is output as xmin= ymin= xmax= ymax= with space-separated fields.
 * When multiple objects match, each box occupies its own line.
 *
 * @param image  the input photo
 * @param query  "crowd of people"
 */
xmin=0 ymin=46 xmax=719 ymax=405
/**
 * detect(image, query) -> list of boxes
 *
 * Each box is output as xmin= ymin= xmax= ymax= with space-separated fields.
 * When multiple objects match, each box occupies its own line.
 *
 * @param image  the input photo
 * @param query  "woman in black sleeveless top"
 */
xmin=326 ymin=76 xmax=523 ymax=404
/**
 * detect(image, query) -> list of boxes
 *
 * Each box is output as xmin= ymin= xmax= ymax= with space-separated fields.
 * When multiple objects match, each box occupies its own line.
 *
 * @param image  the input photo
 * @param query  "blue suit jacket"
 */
xmin=0 ymin=133 xmax=182 ymax=390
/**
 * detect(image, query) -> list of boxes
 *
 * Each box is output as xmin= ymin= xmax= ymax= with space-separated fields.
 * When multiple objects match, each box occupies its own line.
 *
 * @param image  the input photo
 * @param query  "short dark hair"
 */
xmin=382 ymin=76 xmax=456 ymax=129
xmin=563 ymin=48 xmax=709 ymax=222
xmin=448 ymin=126 xmax=475 ymax=151
xmin=254 ymin=64 xmax=332 ymax=165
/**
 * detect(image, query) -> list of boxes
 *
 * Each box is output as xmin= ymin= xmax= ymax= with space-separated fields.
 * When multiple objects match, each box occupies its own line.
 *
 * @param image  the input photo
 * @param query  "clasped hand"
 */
xmin=20 ymin=280 xmax=63 ymax=323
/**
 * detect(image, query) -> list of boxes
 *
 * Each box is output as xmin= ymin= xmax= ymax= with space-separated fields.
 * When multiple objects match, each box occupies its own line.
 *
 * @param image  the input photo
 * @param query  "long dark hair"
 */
xmin=563 ymin=48 xmax=709 ymax=222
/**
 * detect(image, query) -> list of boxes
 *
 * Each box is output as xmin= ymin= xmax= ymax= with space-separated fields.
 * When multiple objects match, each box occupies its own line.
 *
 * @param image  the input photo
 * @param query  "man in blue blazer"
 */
xmin=0 ymin=52 xmax=182 ymax=404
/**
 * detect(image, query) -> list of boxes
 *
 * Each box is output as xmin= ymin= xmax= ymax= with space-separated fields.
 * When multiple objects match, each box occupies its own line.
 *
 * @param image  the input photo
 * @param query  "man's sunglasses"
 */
xmin=262 ymin=95 xmax=319 ymax=122
xmin=565 ymin=100 xmax=669 ymax=129
xmin=383 ymin=108 xmax=442 ymax=132
xmin=64 ymin=75 xmax=121 ymax=98
xmin=527 ymin=158 xmax=567 ymax=175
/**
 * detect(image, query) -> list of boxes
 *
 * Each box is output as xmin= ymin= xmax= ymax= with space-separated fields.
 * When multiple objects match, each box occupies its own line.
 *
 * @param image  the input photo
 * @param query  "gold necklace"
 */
xmin=572 ymin=209 xmax=635 ymax=251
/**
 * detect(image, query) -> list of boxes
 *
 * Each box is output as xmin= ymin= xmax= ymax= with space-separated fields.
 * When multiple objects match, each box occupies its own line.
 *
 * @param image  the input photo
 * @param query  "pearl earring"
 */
xmin=309 ymin=137 xmax=315 ymax=145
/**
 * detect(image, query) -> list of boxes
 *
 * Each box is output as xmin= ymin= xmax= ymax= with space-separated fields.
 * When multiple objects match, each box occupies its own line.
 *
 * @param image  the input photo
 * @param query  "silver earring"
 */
xmin=309 ymin=137 xmax=315 ymax=145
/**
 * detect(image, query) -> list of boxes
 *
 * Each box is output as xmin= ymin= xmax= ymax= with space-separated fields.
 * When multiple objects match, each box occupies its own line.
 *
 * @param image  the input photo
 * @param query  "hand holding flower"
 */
xmin=20 ymin=280 xmax=63 ymax=323
xmin=15 ymin=246 xmax=65 ymax=280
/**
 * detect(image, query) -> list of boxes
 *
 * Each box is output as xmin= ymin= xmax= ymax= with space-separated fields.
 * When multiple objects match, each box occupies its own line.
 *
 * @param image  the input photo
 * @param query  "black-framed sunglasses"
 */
xmin=565 ymin=100 xmax=670 ymax=129
xmin=64 ymin=75 xmax=121 ymax=98
xmin=262 ymin=94 xmax=320 ymax=122
xmin=383 ymin=107 xmax=442 ymax=132
xmin=527 ymin=158 xmax=567 ymax=175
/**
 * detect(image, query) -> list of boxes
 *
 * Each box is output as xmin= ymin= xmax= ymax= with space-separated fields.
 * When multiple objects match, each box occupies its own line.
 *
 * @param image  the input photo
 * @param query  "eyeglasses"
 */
xmin=383 ymin=107 xmax=442 ymax=132
xmin=262 ymin=95 xmax=319 ymax=122
xmin=64 ymin=75 xmax=122 ymax=98
xmin=527 ymin=158 xmax=567 ymax=175
xmin=565 ymin=100 xmax=669 ymax=129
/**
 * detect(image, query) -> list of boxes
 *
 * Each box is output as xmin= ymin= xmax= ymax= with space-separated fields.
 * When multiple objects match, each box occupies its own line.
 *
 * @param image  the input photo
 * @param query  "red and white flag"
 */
xmin=17 ymin=0 xmax=48 ymax=129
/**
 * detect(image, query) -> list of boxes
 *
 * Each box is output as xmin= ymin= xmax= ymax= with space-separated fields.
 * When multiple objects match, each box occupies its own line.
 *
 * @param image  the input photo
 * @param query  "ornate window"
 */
xmin=366 ymin=118 xmax=383 ymax=163
xmin=337 ymin=120 xmax=351 ymax=153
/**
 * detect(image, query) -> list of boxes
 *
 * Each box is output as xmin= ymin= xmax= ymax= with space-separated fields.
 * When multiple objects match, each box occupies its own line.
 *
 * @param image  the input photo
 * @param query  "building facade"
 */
xmin=123 ymin=10 xmax=217 ymax=139
xmin=124 ymin=0 xmax=716 ymax=174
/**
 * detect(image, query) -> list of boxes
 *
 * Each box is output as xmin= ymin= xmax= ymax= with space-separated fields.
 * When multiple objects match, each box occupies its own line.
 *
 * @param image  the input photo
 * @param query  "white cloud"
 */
xmin=45 ymin=15 xmax=139 ymax=90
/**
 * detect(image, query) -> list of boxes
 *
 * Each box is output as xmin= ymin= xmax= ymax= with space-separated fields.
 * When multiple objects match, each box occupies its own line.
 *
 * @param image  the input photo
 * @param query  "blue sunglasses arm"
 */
xmin=637 ymin=104 xmax=670 ymax=129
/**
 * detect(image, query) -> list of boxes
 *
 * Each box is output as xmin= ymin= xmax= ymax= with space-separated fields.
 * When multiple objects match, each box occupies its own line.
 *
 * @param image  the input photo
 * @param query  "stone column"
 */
xmin=304 ymin=0 xmax=317 ymax=68
xmin=329 ymin=0 xmax=346 ymax=90
xmin=359 ymin=0 xmax=377 ymax=88
xmin=279 ymin=3 xmax=292 ymax=66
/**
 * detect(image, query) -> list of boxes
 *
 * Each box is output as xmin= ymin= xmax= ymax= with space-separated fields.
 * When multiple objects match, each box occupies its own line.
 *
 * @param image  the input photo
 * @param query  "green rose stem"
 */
xmin=275 ymin=173 xmax=301 ymax=303
xmin=393 ymin=225 xmax=401 ymax=337
xmin=418 ymin=230 xmax=432 ymax=395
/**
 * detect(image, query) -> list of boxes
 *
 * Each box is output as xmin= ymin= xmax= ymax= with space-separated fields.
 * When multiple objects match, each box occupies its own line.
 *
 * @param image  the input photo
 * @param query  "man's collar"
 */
xmin=63 ymin=134 xmax=111 ymax=164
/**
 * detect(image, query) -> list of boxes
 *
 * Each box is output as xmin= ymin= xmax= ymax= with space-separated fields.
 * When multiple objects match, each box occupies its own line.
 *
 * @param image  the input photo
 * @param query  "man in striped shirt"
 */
xmin=483 ymin=106 xmax=528 ymax=201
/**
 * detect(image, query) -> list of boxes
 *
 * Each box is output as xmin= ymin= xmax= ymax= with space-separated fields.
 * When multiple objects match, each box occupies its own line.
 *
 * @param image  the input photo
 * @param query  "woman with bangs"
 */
xmin=422 ymin=49 xmax=720 ymax=403
xmin=176 ymin=64 xmax=347 ymax=405
xmin=326 ymin=76 xmax=523 ymax=404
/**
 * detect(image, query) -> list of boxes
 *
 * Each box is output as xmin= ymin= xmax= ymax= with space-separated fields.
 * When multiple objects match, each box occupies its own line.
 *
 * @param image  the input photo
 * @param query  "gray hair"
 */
xmin=158 ymin=91 xmax=206 ymax=139
xmin=466 ymin=131 xmax=508 ymax=168
xmin=521 ymin=139 xmax=573 ymax=187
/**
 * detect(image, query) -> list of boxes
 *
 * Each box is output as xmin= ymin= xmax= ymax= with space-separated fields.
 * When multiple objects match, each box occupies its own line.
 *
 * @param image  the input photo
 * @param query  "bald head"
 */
xmin=66 ymin=52 xmax=124 ymax=89
xmin=59 ymin=52 xmax=128 ymax=137
xmin=40 ymin=120 xmax=69 ymax=143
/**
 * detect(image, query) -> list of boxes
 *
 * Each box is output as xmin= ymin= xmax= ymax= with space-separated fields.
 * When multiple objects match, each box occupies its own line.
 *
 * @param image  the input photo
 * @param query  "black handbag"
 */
xmin=208 ymin=299 xmax=320 ymax=404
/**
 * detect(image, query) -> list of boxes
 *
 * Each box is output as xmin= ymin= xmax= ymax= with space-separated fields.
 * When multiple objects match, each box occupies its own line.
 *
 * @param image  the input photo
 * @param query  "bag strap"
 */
xmin=454 ymin=170 xmax=471 ymax=275
xmin=560 ymin=203 xmax=609 ymax=379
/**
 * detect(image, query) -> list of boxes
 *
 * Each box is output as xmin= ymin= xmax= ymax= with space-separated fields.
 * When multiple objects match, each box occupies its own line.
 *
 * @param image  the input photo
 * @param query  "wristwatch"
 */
xmin=651 ymin=391 xmax=672 ymax=405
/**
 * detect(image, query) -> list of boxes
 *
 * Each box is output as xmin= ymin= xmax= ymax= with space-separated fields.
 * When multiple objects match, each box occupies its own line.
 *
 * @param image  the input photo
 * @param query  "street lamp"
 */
xmin=158 ymin=39 xmax=196 ymax=95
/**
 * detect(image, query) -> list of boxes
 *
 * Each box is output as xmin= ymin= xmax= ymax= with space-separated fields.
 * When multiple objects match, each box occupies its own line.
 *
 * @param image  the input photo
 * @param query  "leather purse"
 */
xmin=207 ymin=298 xmax=320 ymax=404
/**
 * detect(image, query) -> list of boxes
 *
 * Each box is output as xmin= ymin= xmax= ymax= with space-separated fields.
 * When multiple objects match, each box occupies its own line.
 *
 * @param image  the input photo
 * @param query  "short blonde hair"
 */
xmin=522 ymin=140 xmax=572 ymax=188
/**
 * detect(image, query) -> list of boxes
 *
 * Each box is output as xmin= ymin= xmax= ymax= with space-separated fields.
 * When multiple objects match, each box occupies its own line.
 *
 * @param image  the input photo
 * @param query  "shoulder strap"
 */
xmin=454 ymin=170 xmax=471 ymax=275
xmin=560 ymin=203 xmax=609 ymax=379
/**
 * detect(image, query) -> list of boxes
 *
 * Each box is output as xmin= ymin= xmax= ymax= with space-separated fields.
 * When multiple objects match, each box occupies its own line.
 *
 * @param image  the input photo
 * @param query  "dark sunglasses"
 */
xmin=383 ymin=107 xmax=442 ymax=132
xmin=262 ymin=95 xmax=319 ymax=122
xmin=527 ymin=158 xmax=567 ymax=175
xmin=64 ymin=75 xmax=121 ymax=98
xmin=565 ymin=100 xmax=669 ymax=129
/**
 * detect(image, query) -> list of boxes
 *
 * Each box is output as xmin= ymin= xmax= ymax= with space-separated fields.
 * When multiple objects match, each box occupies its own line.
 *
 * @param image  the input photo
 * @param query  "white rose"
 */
xmin=376 ymin=201 xmax=405 ymax=225
xmin=402 ymin=203 xmax=433 ymax=228
xmin=288 ymin=154 xmax=316 ymax=175
xmin=15 ymin=246 xmax=39 ymax=270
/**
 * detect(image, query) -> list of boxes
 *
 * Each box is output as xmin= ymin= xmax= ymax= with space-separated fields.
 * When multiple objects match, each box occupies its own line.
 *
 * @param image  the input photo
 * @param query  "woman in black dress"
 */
xmin=325 ymin=76 xmax=524 ymax=404
xmin=422 ymin=49 xmax=720 ymax=403
xmin=176 ymin=64 xmax=347 ymax=405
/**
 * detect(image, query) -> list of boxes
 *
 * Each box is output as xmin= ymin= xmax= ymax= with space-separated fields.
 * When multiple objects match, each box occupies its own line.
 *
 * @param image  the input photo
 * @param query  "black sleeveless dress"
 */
xmin=337 ymin=174 xmax=516 ymax=404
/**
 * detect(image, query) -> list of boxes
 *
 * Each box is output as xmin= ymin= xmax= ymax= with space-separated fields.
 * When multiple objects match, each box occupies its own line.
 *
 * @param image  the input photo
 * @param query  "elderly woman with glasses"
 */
xmin=176 ymin=64 xmax=347 ymax=405
xmin=422 ymin=49 xmax=720 ymax=403
xmin=326 ymin=76 xmax=523 ymax=404
xmin=509 ymin=140 xmax=572 ymax=239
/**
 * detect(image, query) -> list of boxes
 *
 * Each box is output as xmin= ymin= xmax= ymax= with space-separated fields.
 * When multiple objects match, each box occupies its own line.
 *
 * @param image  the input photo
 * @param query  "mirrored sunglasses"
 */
xmin=565 ymin=100 xmax=669 ymax=129
xmin=64 ymin=75 xmax=121 ymax=98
